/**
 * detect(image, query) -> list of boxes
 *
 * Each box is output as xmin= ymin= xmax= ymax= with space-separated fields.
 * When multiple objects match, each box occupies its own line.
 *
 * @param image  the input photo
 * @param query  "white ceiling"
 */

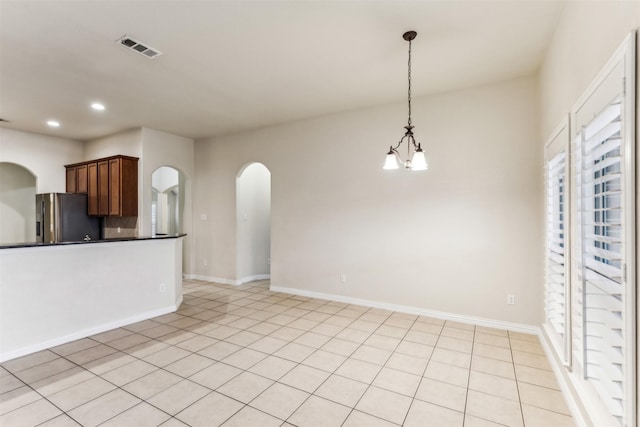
xmin=0 ymin=1 xmax=564 ymax=141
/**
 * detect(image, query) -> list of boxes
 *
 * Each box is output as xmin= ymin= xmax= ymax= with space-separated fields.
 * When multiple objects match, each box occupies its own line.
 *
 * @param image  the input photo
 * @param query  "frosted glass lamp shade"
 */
xmin=411 ymin=147 xmax=427 ymax=170
xmin=383 ymin=151 xmax=399 ymax=170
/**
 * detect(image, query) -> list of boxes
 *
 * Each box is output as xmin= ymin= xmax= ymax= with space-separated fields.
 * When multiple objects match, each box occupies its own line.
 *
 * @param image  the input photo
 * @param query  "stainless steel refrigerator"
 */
xmin=35 ymin=193 xmax=101 ymax=243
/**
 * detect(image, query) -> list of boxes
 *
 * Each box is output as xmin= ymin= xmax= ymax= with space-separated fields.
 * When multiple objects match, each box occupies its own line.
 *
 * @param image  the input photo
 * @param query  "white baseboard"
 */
xmin=184 ymin=274 xmax=270 ymax=286
xmin=175 ymin=293 xmax=184 ymax=308
xmin=0 ymin=302 xmax=181 ymax=363
xmin=269 ymin=285 xmax=539 ymax=334
xmin=185 ymin=274 xmax=238 ymax=285
xmin=238 ymin=274 xmax=270 ymax=284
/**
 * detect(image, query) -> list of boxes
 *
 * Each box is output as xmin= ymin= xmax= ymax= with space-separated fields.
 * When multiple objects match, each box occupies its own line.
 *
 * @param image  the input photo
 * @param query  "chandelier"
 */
xmin=383 ymin=31 xmax=428 ymax=171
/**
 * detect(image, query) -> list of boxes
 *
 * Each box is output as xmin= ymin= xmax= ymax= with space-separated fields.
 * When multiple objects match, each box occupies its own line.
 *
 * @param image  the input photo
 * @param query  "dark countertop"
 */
xmin=0 ymin=234 xmax=187 ymax=250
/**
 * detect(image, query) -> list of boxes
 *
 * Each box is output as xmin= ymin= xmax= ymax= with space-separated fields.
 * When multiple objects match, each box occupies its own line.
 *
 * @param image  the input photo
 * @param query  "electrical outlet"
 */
xmin=160 ymin=283 xmax=166 ymax=293
xmin=340 ymin=273 xmax=347 ymax=283
xmin=204 ymin=259 xmax=208 ymax=266
xmin=507 ymin=294 xmax=515 ymax=305
xmin=117 ymin=227 xmax=121 ymax=233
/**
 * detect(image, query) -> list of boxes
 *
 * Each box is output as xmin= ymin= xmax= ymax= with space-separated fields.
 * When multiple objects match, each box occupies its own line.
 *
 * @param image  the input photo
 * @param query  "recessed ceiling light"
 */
xmin=47 ymin=120 xmax=60 ymax=127
xmin=91 ymin=102 xmax=106 ymax=111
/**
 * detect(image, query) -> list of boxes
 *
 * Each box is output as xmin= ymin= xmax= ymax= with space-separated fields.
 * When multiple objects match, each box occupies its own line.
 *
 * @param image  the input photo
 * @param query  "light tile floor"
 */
xmin=0 ymin=280 xmax=575 ymax=426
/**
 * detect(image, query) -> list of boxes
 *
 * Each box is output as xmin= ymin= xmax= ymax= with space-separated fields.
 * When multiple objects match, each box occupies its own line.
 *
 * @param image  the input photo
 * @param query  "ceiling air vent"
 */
xmin=116 ymin=35 xmax=162 ymax=59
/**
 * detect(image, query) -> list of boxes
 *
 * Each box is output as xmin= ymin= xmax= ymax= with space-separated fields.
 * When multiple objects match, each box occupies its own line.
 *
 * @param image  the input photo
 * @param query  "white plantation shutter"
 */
xmin=545 ymin=142 xmax=568 ymax=354
xmin=553 ymin=32 xmax=636 ymax=427
xmin=576 ymin=97 xmax=626 ymax=423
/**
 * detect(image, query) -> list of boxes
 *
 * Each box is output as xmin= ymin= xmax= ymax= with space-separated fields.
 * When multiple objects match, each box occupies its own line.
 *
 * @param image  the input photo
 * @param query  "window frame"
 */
xmin=543 ymin=116 xmax=572 ymax=367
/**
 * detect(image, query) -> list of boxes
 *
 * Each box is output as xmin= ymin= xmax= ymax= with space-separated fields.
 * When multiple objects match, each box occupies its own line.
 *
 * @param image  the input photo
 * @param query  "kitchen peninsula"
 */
xmin=0 ymin=234 xmax=185 ymax=362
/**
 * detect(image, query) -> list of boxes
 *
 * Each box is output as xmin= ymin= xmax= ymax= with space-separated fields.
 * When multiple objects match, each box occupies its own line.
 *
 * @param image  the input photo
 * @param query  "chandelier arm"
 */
xmin=390 ymin=135 xmax=407 ymax=152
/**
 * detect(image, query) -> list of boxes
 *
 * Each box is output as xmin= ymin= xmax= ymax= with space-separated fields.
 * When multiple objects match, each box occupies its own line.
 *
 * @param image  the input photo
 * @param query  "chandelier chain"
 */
xmin=407 ymin=39 xmax=412 ymax=127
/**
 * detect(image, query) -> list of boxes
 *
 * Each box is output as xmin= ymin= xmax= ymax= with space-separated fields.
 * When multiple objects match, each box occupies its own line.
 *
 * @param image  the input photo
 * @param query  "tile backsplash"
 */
xmin=103 ymin=216 xmax=138 ymax=239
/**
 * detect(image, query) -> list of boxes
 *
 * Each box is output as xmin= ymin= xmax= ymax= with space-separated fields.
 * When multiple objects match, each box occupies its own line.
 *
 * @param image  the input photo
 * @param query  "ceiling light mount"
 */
xmin=383 ymin=30 xmax=427 ymax=171
xmin=402 ymin=31 xmax=417 ymax=42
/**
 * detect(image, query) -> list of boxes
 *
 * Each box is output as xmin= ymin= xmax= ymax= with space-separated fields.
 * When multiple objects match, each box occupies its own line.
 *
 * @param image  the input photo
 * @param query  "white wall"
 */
xmin=0 ymin=163 xmax=37 ymax=244
xmin=141 ymin=128 xmax=195 ymax=274
xmin=539 ymin=1 xmax=640 ymax=139
xmin=84 ymin=127 xmax=142 ymax=160
xmin=537 ymin=3 xmax=639 ymax=426
xmin=0 ymin=237 xmax=183 ymax=362
xmin=0 ymin=128 xmax=83 ymax=193
xmin=236 ymin=163 xmax=271 ymax=282
xmin=85 ymin=127 xmax=195 ymax=274
xmin=194 ymin=76 xmax=542 ymax=326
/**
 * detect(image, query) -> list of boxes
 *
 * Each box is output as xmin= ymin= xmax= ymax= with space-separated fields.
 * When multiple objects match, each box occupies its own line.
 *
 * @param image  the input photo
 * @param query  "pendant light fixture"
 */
xmin=383 ymin=30 xmax=428 ymax=171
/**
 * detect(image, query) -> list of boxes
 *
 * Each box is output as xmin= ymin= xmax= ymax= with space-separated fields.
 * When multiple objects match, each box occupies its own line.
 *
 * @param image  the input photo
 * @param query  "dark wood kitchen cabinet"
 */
xmin=108 ymin=156 xmax=138 ymax=217
xmin=97 ymin=160 xmax=110 ymax=216
xmin=76 ymin=164 xmax=88 ymax=193
xmin=65 ymin=167 xmax=76 ymax=193
xmin=66 ymin=155 xmax=138 ymax=217
xmin=87 ymin=162 xmax=98 ymax=215
xmin=65 ymin=164 xmax=88 ymax=193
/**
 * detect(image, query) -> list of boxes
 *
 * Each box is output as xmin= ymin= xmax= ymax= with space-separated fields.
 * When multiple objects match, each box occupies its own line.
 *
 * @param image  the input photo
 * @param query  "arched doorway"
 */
xmin=151 ymin=166 xmax=184 ymax=236
xmin=236 ymin=163 xmax=271 ymax=283
xmin=0 ymin=162 xmax=37 ymax=244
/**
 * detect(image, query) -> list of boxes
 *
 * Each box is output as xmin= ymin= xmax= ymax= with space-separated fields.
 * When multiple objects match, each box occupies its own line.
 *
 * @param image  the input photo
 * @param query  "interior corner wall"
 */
xmin=194 ymin=75 xmax=542 ymax=326
xmin=0 ymin=128 xmax=83 ymax=193
xmin=141 ymin=127 xmax=195 ymax=276
xmin=539 ymin=1 xmax=640 ymax=139
xmin=83 ymin=128 xmax=196 ymax=275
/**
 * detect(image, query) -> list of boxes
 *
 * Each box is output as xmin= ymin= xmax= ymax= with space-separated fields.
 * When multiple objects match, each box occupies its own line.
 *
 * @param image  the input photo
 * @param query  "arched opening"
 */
xmin=0 ymin=162 xmax=37 ymax=244
xmin=236 ymin=162 xmax=271 ymax=283
xmin=151 ymin=166 xmax=184 ymax=236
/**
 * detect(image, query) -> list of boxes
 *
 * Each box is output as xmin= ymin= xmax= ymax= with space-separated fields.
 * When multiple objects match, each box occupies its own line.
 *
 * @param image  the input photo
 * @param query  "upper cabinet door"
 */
xmin=119 ymin=157 xmax=138 ymax=217
xmin=108 ymin=158 xmax=121 ymax=216
xmin=65 ymin=167 xmax=76 ymax=193
xmin=76 ymin=164 xmax=88 ymax=194
xmin=97 ymin=160 xmax=110 ymax=216
xmin=87 ymin=163 xmax=98 ymax=216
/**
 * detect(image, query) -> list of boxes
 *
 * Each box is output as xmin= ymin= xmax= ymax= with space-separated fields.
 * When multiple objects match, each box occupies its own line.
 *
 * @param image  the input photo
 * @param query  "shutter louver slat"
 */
xmin=585 ymin=245 xmax=622 ymax=261
xmin=585 ymin=233 xmax=621 ymax=245
xmin=585 ymin=258 xmax=622 ymax=281
xmin=583 ymin=102 xmax=621 ymax=139
xmin=584 ymin=122 xmax=620 ymax=153
xmin=584 ymin=138 xmax=620 ymax=165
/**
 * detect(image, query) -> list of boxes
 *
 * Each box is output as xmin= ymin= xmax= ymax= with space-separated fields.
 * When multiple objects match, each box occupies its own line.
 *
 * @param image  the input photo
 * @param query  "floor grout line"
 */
xmin=0 ymin=280 xmax=573 ymax=427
